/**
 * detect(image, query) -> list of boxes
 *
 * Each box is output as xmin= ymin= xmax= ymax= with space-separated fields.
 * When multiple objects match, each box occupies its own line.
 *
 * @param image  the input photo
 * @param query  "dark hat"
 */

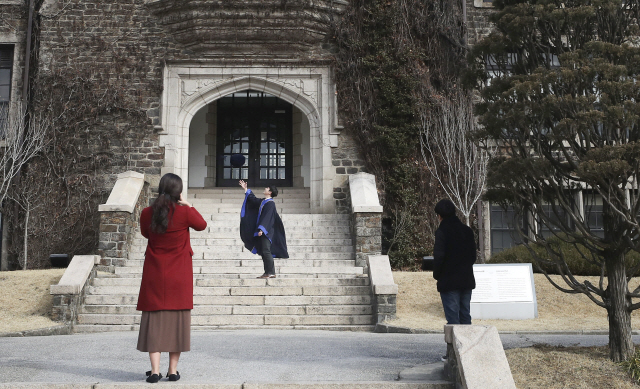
xmin=230 ymin=154 xmax=246 ymax=168
xmin=434 ymin=199 xmax=456 ymax=218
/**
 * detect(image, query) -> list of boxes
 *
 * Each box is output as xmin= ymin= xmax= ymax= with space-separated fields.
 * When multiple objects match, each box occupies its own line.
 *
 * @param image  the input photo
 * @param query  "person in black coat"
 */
xmin=239 ymin=180 xmax=289 ymax=278
xmin=433 ymin=199 xmax=476 ymax=325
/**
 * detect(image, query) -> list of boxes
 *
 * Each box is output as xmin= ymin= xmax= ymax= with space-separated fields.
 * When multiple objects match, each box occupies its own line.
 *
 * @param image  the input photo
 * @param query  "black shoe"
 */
xmin=441 ymin=355 xmax=448 ymax=362
xmin=167 ymin=371 xmax=180 ymax=381
xmin=145 ymin=372 xmax=162 ymax=383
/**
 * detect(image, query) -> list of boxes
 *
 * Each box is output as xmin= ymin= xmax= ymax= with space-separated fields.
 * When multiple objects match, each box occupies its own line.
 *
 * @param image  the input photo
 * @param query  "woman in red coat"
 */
xmin=136 ymin=173 xmax=207 ymax=383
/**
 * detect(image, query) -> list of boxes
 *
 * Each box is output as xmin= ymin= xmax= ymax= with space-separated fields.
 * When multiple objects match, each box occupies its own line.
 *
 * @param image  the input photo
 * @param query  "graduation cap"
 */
xmin=230 ymin=154 xmax=246 ymax=168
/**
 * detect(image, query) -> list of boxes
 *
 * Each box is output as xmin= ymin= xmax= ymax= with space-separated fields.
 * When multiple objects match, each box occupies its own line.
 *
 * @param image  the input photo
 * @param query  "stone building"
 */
xmin=0 ymin=0 xmax=505 ymax=268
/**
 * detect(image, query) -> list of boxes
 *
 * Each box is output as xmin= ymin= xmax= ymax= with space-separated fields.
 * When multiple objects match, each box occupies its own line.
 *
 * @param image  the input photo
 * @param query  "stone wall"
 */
xmin=467 ymin=0 xmax=495 ymax=46
xmin=352 ymin=212 xmax=382 ymax=269
xmin=332 ymin=131 xmax=367 ymax=214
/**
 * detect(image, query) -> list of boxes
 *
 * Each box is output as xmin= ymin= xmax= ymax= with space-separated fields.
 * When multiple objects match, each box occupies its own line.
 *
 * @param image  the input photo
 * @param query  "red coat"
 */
xmin=136 ymin=205 xmax=207 ymax=311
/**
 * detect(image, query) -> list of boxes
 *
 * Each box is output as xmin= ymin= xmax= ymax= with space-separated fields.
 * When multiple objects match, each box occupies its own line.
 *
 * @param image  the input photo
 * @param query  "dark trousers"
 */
xmin=440 ymin=289 xmax=472 ymax=325
xmin=259 ymin=235 xmax=275 ymax=275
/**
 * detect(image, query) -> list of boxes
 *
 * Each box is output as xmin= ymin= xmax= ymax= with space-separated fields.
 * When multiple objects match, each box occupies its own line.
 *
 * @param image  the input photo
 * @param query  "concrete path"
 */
xmin=0 ymin=330 xmax=637 ymax=388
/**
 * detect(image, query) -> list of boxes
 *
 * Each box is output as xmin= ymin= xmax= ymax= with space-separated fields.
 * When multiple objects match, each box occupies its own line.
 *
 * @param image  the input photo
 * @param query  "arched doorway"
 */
xmin=164 ymin=69 xmax=335 ymax=212
xmin=188 ymin=89 xmax=310 ymax=189
xmin=216 ymin=90 xmax=293 ymax=187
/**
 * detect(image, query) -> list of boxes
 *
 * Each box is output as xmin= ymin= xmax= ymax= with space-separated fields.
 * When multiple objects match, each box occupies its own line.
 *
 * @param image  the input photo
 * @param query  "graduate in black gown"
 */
xmin=239 ymin=180 xmax=289 ymax=278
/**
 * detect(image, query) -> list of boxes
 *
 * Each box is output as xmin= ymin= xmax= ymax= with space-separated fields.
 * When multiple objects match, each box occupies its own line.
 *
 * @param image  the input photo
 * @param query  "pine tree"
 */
xmin=468 ymin=0 xmax=640 ymax=361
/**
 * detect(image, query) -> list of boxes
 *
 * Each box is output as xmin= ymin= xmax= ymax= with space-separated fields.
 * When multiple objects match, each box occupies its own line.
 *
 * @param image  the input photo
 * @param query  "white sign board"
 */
xmin=470 ymin=264 xmax=538 ymax=320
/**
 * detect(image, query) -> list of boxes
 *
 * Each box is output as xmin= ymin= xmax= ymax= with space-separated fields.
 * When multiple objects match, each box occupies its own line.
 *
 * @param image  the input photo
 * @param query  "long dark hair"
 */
xmin=151 ymin=173 xmax=183 ymax=234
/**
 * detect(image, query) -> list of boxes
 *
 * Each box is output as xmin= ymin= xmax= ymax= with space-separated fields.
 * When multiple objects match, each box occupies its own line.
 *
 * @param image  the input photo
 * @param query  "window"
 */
xmin=0 ymin=45 xmax=14 ymax=135
xmin=538 ymin=201 xmax=570 ymax=238
xmin=490 ymin=204 xmax=526 ymax=254
xmin=583 ymin=192 xmax=604 ymax=238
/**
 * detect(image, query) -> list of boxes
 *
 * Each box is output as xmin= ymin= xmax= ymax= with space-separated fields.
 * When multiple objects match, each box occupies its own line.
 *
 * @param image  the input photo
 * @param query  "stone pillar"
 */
xmin=204 ymin=102 xmax=217 ymax=188
xmin=97 ymin=172 xmax=149 ymax=272
xmin=353 ymin=212 xmax=382 ymax=270
xmin=349 ymin=172 xmax=384 ymax=272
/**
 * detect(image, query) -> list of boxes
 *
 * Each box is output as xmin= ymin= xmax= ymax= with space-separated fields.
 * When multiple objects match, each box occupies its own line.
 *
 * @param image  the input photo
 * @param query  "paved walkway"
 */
xmin=1 ymin=330 xmax=637 ymax=388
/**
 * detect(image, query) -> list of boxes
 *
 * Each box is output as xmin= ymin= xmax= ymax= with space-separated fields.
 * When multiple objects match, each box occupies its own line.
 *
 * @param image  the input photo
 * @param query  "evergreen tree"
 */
xmin=468 ymin=0 xmax=640 ymax=361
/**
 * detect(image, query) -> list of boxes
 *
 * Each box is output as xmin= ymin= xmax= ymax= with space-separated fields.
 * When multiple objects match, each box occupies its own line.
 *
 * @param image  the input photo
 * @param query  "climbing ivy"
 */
xmin=333 ymin=0 xmax=468 ymax=268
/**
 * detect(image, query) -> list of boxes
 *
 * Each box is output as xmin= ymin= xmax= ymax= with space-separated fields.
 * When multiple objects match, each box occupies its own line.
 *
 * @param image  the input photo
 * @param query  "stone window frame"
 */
xmin=0 ymin=32 xmax=24 ymax=142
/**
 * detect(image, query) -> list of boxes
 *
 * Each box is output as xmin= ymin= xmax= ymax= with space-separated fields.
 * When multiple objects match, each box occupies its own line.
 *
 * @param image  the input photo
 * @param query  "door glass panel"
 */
xmin=216 ymin=90 xmax=292 ymax=187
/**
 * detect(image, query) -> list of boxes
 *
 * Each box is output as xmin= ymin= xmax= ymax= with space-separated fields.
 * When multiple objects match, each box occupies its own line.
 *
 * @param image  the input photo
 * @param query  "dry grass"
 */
xmin=388 ymin=271 xmax=640 ymax=331
xmin=0 ymin=268 xmax=65 ymax=333
xmin=506 ymin=346 xmax=638 ymax=389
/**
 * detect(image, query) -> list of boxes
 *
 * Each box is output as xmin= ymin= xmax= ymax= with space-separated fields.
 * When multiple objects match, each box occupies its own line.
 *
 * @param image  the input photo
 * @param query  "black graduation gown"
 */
xmin=240 ymin=189 xmax=289 ymax=259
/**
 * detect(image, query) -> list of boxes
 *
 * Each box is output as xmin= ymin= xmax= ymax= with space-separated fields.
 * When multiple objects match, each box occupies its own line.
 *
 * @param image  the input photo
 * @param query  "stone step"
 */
xmin=202 ymin=220 xmax=349 ymax=228
xmin=135 ymin=228 xmax=352 ymax=239
xmin=188 ymin=187 xmax=310 ymax=194
xmin=73 ymin=324 xmax=376 ymax=333
xmin=196 ymin=208 xmax=313 ymax=215
xmin=205 ymin=213 xmax=349 ymax=221
xmin=114 ymin=266 xmax=364 ymax=276
xmin=80 ymin=304 xmax=373 ymax=316
xmin=92 ymin=277 xmax=369 ymax=287
xmin=88 ymin=285 xmax=371 ymax=296
xmin=84 ymin=294 xmax=372 ymax=306
xmin=130 ymin=238 xmax=353 ymax=247
xmin=127 ymin=245 xmax=355 ymax=254
xmin=122 ymin=259 xmax=356 ymax=268
xmin=189 ymin=197 xmax=311 ymax=204
xmin=128 ymin=251 xmax=357 ymax=261
xmin=77 ymin=313 xmax=375 ymax=326
xmin=191 ymin=192 xmax=309 ymax=200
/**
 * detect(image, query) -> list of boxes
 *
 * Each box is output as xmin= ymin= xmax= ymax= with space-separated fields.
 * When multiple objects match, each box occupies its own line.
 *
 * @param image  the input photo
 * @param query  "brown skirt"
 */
xmin=136 ymin=310 xmax=191 ymax=352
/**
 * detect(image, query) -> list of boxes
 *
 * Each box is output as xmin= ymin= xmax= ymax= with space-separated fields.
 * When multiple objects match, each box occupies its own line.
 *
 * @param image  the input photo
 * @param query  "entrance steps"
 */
xmin=76 ymin=191 xmax=374 ymax=333
xmin=187 ymin=187 xmax=312 ymax=214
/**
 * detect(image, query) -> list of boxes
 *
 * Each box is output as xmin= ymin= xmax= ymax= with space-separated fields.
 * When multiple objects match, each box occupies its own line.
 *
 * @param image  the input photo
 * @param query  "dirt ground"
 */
xmin=0 ymin=268 xmax=64 ymax=333
xmin=388 ymin=271 xmax=640 ymax=331
xmin=506 ymin=345 xmax=638 ymax=389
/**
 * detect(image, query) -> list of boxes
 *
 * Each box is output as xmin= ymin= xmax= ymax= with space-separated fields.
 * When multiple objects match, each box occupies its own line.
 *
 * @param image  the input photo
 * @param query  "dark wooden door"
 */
xmin=216 ymin=90 xmax=293 ymax=187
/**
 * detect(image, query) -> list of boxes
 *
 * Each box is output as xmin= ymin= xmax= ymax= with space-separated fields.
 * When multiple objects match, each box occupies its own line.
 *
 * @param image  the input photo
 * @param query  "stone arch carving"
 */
xmin=178 ymin=76 xmax=321 ymax=135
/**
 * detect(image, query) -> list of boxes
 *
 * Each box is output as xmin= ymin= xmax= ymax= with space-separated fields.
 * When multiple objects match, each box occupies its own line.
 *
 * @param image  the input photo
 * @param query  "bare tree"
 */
xmin=10 ymin=184 xmax=43 ymax=271
xmin=0 ymin=102 xmax=52 ymax=270
xmin=0 ymin=102 xmax=51 ymax=206
xmin=419 ymin=92 xmax=491 ymax=226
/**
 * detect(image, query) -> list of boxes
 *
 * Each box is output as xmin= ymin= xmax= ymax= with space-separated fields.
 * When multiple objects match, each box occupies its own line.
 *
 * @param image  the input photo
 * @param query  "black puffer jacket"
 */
xmin=432 ymin=215 xmax=477 ymax=292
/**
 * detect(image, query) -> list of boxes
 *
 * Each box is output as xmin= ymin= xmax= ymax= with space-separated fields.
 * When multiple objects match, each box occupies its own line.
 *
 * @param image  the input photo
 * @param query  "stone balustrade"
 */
xmin=97 ymin=171 xmax=150 ymax=272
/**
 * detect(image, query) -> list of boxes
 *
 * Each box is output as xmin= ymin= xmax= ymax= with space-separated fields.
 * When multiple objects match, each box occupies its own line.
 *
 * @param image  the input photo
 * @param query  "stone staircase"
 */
xmin=74 ymin=188 xmax=375 ymax=332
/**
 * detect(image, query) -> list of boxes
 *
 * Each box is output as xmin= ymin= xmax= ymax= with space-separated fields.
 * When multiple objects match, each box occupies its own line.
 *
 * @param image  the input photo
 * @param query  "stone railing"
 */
xmin=349 ymin=172 xmax=383 ymax=271
xmin=50 ymin=255 xmax=100 ymax=329
xmin=444 ymin=325 xmax=517 ymax=389
xmin=367 ymin=255 xmax=398 ymax=326
xmin=348 ymin=173 xmax=397 ymax=325
xmin=97 ymin=171 xmax=149 ymax=272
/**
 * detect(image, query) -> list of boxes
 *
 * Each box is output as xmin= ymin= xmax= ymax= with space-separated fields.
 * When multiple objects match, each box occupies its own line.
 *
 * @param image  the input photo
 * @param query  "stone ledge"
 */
xmin=50 ymin=255 xmax=100 ymax=295
xmin=367 ymin=255 xmax=398 ymax=295
xmin=349 ymin=173 xmax=382 ymax=214
xmin=0 ymin=324 xmax=71 ymax=338
xmin=98 ymin=171 xmax=145 ymax=213
xmin=445 ymin=325 xmax=516 ymax=389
